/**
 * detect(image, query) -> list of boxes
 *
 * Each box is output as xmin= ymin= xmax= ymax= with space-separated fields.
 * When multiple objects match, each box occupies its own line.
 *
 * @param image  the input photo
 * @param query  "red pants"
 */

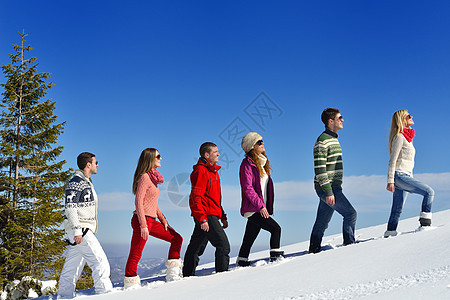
xmin=125 ymin=214 xmax=183 ymax=277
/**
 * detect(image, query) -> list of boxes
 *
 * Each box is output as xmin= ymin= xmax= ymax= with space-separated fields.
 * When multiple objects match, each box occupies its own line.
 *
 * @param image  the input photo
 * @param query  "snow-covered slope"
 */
xmin=45 ymin=210 xmax=450 ymax=299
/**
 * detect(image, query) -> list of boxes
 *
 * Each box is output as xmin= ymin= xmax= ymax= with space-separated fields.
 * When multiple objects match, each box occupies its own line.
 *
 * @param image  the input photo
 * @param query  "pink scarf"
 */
xmin=402 ymin=128 xmax=415 ymax=143
xmin=148 ymin=168 xmax=164 ymax=186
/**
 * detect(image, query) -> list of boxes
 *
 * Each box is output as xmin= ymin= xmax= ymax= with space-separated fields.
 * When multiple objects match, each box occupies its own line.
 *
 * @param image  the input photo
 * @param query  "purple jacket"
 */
xmin=239 ymin=156 xmax=274 ymax=216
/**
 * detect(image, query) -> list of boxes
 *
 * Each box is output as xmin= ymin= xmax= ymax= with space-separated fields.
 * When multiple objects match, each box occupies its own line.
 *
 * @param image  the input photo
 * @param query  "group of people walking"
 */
xmin=57 ymin=108 xmax=435 ymax=298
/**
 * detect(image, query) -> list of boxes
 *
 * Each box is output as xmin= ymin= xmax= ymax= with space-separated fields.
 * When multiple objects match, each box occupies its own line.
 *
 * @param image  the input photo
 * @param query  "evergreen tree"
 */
xmin=0 ymin=31 xmax=71 ymax=285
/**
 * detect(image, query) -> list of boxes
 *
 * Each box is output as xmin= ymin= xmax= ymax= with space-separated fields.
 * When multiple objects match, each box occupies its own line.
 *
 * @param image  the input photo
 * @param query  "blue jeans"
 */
xmin=387 ymin=172 xmax=434 ymax=231
xmin=309 ymin=186 xmax=357 ymax=252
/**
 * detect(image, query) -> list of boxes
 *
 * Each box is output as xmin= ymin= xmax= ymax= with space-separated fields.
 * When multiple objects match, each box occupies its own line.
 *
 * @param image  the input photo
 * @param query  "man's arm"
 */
xmin=65 ymin=182 xmax=84 ymax=242
xmin=190 ymin=168 xmax=209 ymax=226
xmin=314 ymin=141 xmax=335 ymax=205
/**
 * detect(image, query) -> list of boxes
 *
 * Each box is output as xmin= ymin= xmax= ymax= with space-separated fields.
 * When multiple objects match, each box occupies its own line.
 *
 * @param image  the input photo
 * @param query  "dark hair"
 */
xmin=132 ymin=148 xmax=158 ymax=194
xmin=77 ymin=152 xmax=95 ymax=170
xmin=321 ymin=108 xmax=340 ymax=127
xmin=199 ymin=142 xmax=217 ymax=158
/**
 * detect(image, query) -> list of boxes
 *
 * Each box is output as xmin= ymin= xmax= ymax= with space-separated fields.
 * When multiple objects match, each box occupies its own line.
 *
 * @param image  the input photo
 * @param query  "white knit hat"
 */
xmin=241 ymin=132 xmax=262 ymax=153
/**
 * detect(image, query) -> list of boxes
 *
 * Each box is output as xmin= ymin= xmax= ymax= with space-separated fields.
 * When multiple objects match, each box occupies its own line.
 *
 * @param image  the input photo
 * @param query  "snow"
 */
xmin=28 ymin=288 xmax=39 ymax=298
xmin=39 ymin=210 xmax=450 ymax=299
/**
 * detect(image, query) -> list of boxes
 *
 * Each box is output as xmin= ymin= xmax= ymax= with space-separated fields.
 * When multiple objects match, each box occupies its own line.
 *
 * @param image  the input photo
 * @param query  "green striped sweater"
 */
xmin=314 ymin=128 xmax=343 ymax=196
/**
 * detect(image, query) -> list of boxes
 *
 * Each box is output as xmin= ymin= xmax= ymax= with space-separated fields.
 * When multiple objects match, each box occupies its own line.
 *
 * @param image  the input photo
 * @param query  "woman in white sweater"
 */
xmin=385 ymin=110 xmax=435 ymax=237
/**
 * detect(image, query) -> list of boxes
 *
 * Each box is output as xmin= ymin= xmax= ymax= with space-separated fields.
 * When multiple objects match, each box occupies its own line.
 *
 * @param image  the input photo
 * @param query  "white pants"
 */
xmin=57 ymin=230 xmax=113 ymax=298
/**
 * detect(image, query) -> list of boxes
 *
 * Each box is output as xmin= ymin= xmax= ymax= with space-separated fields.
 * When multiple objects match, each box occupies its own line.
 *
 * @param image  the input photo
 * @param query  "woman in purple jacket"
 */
xmin=236 ymin=132 xmax=283 ymax=267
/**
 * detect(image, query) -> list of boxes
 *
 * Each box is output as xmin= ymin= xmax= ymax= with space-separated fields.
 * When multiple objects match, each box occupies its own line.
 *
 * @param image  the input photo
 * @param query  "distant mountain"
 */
xmin=108 ymin=257 xmax=166 ymax=284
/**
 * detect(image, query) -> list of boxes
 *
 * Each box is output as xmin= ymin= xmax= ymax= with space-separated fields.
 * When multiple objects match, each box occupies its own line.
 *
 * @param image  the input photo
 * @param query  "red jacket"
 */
xmin=189 ymin=158 xmax=227 ymax=223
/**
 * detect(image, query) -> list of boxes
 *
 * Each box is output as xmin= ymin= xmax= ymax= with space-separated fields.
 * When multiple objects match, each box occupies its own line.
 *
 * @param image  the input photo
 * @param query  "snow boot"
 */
xmin=384 ymin=230 xmax=398 ymax=238
xmin=124 ymin=275 xmax=140 ymax=289
xmin=165 ymin=259 xmax=182 ymax=282
xmin=419 ymin=212 xmax=432 ymax=227
xmin=269 ymin=249 xmax=284 ymax=262
xmin=308 ymin=244 xmax=321 ymax=254
xmin=236 ymin=257 xmax=251 ymax=267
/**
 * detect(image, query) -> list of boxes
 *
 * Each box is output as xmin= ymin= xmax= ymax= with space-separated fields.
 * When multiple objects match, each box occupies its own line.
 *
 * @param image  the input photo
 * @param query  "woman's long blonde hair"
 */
xmin=132 ymin=148 xmax=157 ymax=194
xmin=247 ymin=149 xmax=271 ymax=177
xmin=388 ymin=110 xmax=409 ymax=153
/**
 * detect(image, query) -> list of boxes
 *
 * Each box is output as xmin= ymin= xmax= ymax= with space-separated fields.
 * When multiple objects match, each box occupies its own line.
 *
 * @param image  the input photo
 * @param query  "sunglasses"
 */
xmin=406 ymin=114 xmax=412 ymax=119
xmin=338 ymin=116 xmax=343 ymax=120
xmin=256 ymin=140 xmax=264 ymax=145
xmin=89 ymin=160 xmax=98 ymax=166
xmin=156 ymin=154 xmax=162 ymax=160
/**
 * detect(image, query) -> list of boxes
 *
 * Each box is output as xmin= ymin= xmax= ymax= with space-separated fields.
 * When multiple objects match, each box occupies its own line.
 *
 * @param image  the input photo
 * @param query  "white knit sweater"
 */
xmin=64 ymin=170 xmax=98 ymax=235
xmin=387 ymin=133 xmax=416 ymax=183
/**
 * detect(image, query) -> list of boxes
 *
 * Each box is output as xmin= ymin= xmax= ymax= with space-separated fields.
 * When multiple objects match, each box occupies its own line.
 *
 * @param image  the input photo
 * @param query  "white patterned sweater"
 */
xmin=64 ymin=170 xmax=98 ymax=236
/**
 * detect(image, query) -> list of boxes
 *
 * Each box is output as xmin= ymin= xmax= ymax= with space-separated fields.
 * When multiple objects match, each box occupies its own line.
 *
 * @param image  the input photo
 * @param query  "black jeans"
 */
xmin=182 ymin=215 xmax=230 ymax=276
xmin=238 ymin=213 xmax=281 ymax=259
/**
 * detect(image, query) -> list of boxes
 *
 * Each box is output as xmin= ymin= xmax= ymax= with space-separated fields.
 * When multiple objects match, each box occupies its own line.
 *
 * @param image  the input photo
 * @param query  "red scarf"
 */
xmin=148 ymin=168 xmax=164 ymax=186
xmin=402 ymin=128 xmax=415 ymax=142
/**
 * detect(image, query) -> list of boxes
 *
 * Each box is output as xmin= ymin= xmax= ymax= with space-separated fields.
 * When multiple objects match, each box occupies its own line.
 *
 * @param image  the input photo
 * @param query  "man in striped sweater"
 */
xmin=309 ymin=108 xmax=357 ymax=254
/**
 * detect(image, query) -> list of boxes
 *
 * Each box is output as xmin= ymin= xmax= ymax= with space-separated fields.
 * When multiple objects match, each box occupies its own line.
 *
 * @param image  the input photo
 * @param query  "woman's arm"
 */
xmin=156 ymin=206 xmax=168 ymax=230
xmin=240 ymin=161 xmax=265 ymax=210
xmin=387 ymin=134 xmax=403 ymax=184
xmin=135 ymin=174 xmax=150 ymax=230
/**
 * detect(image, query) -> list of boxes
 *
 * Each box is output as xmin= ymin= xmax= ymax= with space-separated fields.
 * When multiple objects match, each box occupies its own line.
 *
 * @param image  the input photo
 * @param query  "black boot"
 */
xmin=269 ymin=250 xmax=284 ymax=262
xmin=308 ymin=244 xmax=321 ymax=254
xmin=237 ymin=260 xmax=251 ymax=267
xmin=236 ymin=257 xmax=251 ymax=267
xmin=419 ymin=217 xmax=431 ymax=227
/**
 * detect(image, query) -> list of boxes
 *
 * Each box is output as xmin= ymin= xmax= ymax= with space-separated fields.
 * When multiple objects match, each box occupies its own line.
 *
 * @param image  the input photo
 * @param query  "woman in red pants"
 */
xmin=124 ymin=148 xmax=183 ymax=288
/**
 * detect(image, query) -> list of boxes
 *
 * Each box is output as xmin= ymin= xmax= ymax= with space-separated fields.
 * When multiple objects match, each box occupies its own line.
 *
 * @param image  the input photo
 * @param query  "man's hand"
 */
xmin=386 ymin=183 xmax=395 ymax=193
xmin=326 ymin=195 xmax=335 ymax=206
xmin=221 ymin=218 xmax=228 ymax=229
xmin=74 ymin=235 xmax=82 ymax=244
xmin=141 ymin=227 xmax=149 ymax=240
xmin=260 ymin=207 xmax=269 ymax=218
xmin=201 ymin=222 xmax=209 ymax=232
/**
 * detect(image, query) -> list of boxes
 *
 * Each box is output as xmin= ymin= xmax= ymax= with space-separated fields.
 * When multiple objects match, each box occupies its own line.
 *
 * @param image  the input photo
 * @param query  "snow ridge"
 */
xmin=296 ymin=265 xmax=450 ymax=300
xmin=32 ymin=210 xmax=450 ymax=299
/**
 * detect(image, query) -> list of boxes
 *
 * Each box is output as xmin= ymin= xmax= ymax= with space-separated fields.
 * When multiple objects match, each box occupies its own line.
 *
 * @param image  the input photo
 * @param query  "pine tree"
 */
xmin=0 ymin=31 xmax=71 ymax=285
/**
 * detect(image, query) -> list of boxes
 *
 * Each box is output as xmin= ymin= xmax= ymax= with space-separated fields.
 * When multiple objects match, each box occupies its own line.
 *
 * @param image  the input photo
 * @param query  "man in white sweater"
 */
xmin=58 ymin=152 xmax=113 ymax=299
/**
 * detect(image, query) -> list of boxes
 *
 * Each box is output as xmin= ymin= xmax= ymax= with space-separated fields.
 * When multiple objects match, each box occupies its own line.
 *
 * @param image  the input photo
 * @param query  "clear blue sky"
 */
xmin=1 ymin=1 xmax=450 ymax=259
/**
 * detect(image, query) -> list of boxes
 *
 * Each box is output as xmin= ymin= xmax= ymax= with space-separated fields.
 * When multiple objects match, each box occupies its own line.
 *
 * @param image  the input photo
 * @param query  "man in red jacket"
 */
xmin=182 ymin=142 xmax=230 ymax=276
